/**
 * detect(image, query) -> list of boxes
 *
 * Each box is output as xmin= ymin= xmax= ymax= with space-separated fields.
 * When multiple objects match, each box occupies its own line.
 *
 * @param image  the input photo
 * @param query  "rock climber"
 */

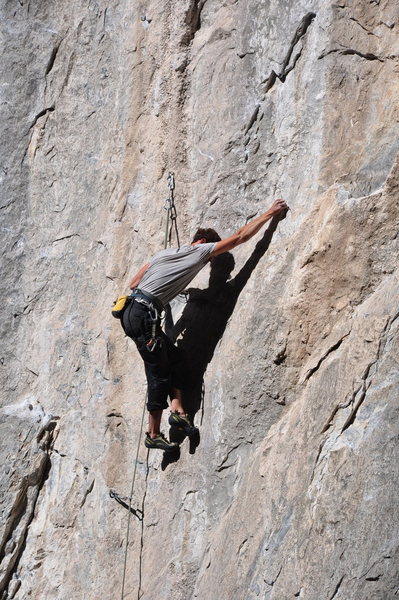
xmin=122 ymin=198 xmax=288 ymax=452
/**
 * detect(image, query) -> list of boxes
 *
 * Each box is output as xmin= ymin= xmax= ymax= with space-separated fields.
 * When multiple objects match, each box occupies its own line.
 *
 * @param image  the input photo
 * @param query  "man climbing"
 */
xmin=122 ymin=198 xmax=288 ymax=451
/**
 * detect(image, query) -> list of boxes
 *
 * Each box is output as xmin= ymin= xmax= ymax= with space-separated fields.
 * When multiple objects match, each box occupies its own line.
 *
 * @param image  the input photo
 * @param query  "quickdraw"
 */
xmin=109 ymin=489 xmax=143 ymax=521
xmin=146 ymin=305 xmax=160 ymax=352
xmin=164 ymin=172 xmax=180 ymax=249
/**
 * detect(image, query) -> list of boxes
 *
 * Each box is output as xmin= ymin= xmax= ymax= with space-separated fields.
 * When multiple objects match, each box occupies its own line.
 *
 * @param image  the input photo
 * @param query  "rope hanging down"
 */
xmin=119 ymin=394 xmax=147 ymax=600
xmin=115 ymin=172 xmax=180 ymax=600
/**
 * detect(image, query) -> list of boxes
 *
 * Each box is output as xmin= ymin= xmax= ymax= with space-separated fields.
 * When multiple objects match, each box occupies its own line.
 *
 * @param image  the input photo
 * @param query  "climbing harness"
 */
xmin=130 ymin=288 xmax=164 ymax=313
xmin=113 ymin=172 xmax=181 ymax=600
xmin=130 ymin=288 xmax=164 ymax=352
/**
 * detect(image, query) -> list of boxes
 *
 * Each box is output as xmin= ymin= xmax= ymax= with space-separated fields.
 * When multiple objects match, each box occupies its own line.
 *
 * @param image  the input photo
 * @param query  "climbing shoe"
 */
xmin=144 ymin=433 xmax=179 ymax=452
xmin=168 ymin=412 xmax=199 ymax=437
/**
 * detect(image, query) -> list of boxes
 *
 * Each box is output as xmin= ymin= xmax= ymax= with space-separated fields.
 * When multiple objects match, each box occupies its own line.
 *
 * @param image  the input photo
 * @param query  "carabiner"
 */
xmin=167 ymin=172 xmax=175 ymax=190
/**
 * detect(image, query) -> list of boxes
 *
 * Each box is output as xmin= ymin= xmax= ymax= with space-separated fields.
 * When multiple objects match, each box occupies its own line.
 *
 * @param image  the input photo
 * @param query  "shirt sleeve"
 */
xmin=195 ymin=242 xmax=216 ymax=263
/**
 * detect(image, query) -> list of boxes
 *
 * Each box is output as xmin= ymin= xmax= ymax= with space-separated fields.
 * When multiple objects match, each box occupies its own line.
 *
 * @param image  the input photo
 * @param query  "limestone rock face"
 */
xmin=1 ymin=1 xmax=398 ymax=599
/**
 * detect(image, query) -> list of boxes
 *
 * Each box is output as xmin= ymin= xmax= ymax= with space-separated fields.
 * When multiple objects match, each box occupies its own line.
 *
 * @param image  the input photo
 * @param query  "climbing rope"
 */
xmin=117 ymin=172 xmax=180 ymax=600
xmin=119 ymin=395 xmax=147 ymax=600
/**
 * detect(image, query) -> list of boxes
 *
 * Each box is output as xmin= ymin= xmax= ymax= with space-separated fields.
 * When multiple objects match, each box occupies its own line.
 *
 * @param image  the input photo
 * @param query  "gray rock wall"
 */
xmin=1 ymin=0 xmax=398 ymax=598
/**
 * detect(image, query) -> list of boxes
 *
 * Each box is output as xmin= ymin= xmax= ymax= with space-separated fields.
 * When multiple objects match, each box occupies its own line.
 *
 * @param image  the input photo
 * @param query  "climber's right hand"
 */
xmin=270 ymin=198 xmax=288 ymax=215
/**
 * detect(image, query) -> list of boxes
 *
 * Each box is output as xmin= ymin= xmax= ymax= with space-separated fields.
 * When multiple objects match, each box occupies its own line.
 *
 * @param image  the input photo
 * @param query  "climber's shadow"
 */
xmin=163 ymin=213 xmax=286 ymax=464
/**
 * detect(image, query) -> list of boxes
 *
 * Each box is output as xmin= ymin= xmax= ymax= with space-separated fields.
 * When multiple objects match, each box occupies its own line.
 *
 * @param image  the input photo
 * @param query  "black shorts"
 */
xmin=122 ymin=300 xmax=186 ymax=411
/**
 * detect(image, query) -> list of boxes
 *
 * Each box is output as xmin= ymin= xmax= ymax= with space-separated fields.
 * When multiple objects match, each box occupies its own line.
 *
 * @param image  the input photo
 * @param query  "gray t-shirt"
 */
xmin=139 ymin=243 xmax=216 ymax=305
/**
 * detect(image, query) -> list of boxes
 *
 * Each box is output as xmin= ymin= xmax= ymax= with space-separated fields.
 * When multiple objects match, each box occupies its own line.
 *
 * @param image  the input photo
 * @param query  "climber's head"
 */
xmin=191 ymin=227 xmax=221 ymax=245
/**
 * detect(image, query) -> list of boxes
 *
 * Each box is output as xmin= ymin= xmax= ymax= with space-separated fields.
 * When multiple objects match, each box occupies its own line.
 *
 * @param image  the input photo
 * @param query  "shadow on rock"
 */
xmin=161 ymin=446 xmax=181 ymax=471
xmin=169 ymin=213 xmax=286 ymax=449
xmin=160 ymin=425 xmax=201 ymax=470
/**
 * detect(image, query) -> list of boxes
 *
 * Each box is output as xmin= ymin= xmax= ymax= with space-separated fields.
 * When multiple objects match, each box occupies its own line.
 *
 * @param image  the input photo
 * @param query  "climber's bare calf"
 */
xmin=148 ymin=388 xmax=185 ymax=437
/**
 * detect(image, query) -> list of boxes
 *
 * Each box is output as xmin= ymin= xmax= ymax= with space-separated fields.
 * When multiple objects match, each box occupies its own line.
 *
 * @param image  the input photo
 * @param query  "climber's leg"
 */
xmin=144 ymin=408 xmax=177 ymax=452
xmin=148 ymin=410 xmax=163 ymax=437
xmin=170 ymin=387 xmax=184 ymax=413
xmin=169 ymin=387 xmax=198 ymax=437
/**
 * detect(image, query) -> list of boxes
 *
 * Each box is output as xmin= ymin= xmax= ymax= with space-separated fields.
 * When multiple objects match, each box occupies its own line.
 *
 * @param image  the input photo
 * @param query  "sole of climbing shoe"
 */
xmin=168 ymin=413 xmax=199 ymax=437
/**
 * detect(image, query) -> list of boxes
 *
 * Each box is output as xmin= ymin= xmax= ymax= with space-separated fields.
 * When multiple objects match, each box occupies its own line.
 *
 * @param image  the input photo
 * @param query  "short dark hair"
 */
xmin=192 ymin=227 xmax=221 ymax=243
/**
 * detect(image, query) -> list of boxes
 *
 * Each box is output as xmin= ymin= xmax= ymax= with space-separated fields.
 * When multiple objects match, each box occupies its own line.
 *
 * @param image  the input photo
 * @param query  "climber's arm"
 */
xmin=129 ymin=263 xmax=150 ymax=289
xmin=210 ymin=199 xmax=287 ymax=257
